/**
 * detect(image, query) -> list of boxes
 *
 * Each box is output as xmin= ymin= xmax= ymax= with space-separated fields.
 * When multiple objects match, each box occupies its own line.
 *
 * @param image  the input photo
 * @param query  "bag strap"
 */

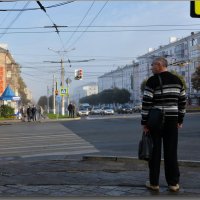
xmin=157 ymin=74 xmax=163 ymax=95
xmin=157 ymin=74 xmax=164 ymax=112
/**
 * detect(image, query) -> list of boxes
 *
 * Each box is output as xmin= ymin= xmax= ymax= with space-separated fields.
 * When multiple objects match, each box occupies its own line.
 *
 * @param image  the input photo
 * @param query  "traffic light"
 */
xmin=74 ymin=69 xmax=83 ymax=80
xmin=55 ymin=90 xmax=58 ymax=95
xmin=190 ymin=1 xmax=200 ymax=18
xmin=78 ymin=69 xmax=83 ymax=80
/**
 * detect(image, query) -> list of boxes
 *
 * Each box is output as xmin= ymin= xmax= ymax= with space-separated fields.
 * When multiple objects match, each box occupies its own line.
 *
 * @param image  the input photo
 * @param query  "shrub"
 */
xmin=0 ymin=105 xmax=15 ymax=118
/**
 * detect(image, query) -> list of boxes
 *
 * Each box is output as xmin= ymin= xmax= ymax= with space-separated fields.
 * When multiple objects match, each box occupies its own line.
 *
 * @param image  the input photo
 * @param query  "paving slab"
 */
xmin=0 ymin=156 xmax=199 ymax=197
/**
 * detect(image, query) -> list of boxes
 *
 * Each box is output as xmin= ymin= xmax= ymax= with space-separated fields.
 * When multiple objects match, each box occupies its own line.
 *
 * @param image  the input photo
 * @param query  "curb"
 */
xmin=0 ymin=117 xmax=81 ymax=124
xmin=82 ymin=155 xmax=200 ymax=167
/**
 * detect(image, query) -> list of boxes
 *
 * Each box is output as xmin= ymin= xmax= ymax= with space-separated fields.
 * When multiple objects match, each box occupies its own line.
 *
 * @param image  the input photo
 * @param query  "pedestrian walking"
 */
xmin=32 ymin=105 xmax=37 ymax=121
xmin=141 ymin=57 xmax=186 ymax=192
xmin=38 ymin=106 xmax=45 ymax=120
xmin=20 ymin=105 xmax=26 ymax=122
xmin=27 ymin=106 xmax=32 ymax=122
xmin=68 ymin=103 xmax=73 ymax=118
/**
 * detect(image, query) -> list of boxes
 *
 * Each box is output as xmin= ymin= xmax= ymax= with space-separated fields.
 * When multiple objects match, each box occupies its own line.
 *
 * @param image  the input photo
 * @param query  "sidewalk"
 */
xmin=0 ymin=155 xmax=199 ymax=197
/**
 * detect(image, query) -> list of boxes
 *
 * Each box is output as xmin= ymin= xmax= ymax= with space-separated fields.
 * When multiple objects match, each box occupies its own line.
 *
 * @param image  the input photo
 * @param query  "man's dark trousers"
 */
xmin=148 ymin=119 xmax=180 ymax=186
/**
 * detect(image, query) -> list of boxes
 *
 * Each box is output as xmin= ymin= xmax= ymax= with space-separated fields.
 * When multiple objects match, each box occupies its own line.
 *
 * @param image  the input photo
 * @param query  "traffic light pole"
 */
xmin=61 ymin=59 xmax=65 ymax=116
xmin=47 ymin=86 xmax=49 ymax=114
xmin=53 ymin=74 xmax=56 ymax=114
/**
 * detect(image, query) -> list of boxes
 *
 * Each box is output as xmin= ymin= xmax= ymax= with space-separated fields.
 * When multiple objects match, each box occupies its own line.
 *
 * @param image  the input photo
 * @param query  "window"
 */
xmin=175 ymin=43 xmax=184 ymax=58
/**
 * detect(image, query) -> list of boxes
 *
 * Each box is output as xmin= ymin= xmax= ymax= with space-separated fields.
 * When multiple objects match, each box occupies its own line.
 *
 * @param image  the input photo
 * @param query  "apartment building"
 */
xmin=72 ymin=82 xmax=98 ymax=104
xmin=0 ymin=46 xmax=32 ymax=105
xmin=98 ymin=32 xmax=200 ymax=105
xmin=0 ymin=46 xmax=21 ymax=95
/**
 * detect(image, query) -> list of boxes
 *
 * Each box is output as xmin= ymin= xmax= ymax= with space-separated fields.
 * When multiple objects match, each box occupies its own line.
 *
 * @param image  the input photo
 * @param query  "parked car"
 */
xmin=77 ymin=107 xmax=90 ymax=116
xmin=117 ymin=105 xmax=133 ymax=114
xmin=101 ymin=107 xmax=114 ymax=115
xmin=90 ymin=107 xmax=102 ymax=115
xmin=133 ymin=104 xmax=142 ymax=112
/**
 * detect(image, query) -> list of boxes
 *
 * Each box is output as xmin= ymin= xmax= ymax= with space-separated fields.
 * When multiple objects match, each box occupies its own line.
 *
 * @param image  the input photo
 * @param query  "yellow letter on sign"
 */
xmin=191 ymin=1 xmax=200 ymax=17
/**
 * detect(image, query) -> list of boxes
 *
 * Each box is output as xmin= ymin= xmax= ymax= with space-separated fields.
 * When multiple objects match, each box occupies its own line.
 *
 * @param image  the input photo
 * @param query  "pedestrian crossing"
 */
xmin=0 ymin=122 xmax=99 ymax=158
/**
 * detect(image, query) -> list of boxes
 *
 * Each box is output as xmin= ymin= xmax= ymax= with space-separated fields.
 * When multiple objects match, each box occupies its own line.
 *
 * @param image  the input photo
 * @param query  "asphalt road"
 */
xmin=0 ymin=113 xmax=199 ymax=161
xmin=62 ymin=113 xmax=200 ymax=161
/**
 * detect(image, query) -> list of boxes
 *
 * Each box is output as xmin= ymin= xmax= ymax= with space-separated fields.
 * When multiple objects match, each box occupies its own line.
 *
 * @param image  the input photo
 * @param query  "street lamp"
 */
xmin=47 ymin=47 xmax=75 ymax=116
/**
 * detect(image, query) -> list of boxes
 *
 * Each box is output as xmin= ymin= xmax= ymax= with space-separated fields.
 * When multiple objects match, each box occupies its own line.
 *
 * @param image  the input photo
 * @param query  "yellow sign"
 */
xmin=191 ymin=1 xmax=200 ymax=17
xmin=195 ymin=1 xmax=200 ymax=14
xmin=60 ymin=88 xmax=68 ymax=96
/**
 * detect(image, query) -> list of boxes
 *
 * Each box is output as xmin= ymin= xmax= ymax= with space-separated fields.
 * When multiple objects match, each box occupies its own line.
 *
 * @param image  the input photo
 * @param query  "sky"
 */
xmin=0 ymin=1 xmax=199 ymax=103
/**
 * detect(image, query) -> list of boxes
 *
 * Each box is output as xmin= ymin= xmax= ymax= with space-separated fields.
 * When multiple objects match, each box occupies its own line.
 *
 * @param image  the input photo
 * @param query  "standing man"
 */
xmin=27 ymin=106 xmax=32 ymax=122
xmin=72 ymin=103 xmax=75 ymax=118
xmin=141 ymin=57 xmax=186 ymax=192
xmin=68 ymin=103 xmax=73 ymax=118
xmin=32 ymin=105 xmax=37 ymax=121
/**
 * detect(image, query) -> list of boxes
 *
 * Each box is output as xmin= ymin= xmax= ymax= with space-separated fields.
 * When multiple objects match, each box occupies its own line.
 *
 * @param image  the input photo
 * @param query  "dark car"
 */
xmin=117 ymin=105 xmax=133 ymax=114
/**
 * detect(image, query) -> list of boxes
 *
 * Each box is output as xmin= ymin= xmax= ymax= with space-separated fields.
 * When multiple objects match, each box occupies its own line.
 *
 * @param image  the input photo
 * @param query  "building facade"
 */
xmin=0 ymin=46 xmax=32 ymax=105
xmin=72 ymin=82 xmax=98 ymax=104
xmin=98 ymin=32 xmax=200 ymax=105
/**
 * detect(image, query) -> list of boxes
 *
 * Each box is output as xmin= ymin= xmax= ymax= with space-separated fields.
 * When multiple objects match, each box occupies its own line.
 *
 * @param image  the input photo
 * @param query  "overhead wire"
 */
xmin=36 ymin=1 xmax=67 ymax=51
xmin=67 ymin=0 xmax=109 ymax=50
xmin=1 ymin=23 xmax=200 ymax=30
xmin=0 ymin=1 xmax=74 ymax=11
xmin=1 ymin=28 xmax=200 ymax=35
xmin=0 ymin=1 xmax=30 ymax=40
xmin=0 ymin=1 xmax=18 ymax=26
xmin=63 ymin=0 xmax=95 ymax=49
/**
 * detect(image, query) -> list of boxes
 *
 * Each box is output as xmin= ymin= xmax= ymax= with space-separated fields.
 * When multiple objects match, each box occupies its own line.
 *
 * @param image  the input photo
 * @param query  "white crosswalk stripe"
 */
xmin=0 ymin=123 xmax=99 ymax=158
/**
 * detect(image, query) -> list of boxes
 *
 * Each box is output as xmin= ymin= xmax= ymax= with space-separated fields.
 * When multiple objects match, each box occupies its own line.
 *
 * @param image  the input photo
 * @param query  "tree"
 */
xmin=191 ymin=65 xmax=200 ymax=91
xmin=79 ymin=88 xmax=131 ymax=105
xmin=170 ymin=70 xmax=187 ymax=90
xmin=140 ymin=79 xmax=148 ymax=93
xmin=37 ymin=96 xmax=47 ymax=108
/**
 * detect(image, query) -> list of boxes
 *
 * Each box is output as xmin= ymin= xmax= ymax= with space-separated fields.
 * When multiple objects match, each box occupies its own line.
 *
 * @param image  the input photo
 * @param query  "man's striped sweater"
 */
xmin=141 ymin=71 xmax=186 ymax=125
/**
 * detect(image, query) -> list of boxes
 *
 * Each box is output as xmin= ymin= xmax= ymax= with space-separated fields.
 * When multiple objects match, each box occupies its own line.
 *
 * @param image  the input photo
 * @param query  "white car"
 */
xmin=101 ymin=107 xmax=114 ymax=115
xmin=90 ymin=107 xmax=102 ymax=115
xmin=77 ymin=108 xmax=89 ymax=116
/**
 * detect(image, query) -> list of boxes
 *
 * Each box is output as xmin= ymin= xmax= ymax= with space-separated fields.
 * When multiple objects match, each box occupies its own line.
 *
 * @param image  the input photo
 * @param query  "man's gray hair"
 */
xmin=153 ymin=57 xmax=168 ymax=67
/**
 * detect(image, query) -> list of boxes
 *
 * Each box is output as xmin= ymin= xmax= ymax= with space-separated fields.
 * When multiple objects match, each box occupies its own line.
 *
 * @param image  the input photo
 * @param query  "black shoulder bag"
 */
xmin=147 ymin=75 xmax=165 ymax=131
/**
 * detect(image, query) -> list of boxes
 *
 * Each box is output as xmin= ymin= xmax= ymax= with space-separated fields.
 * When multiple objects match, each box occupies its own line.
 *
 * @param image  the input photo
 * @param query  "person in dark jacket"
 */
xmin=72 ymin=103 xmax=75 ymax=118
xmin=141 ymin=57 xmax=186 ymax=192
xmin=68 ymin=103 xmax=73 ymax=118
xmin=32 ymin=105 xmax=37 ymax=121
xmin=27 ymin=106 xmax=32 ymax=122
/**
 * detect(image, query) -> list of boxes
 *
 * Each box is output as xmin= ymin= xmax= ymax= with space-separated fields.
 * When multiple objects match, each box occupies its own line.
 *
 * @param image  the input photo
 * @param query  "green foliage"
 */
xmin=80 ymin=88 xmax=131 ymax=105
xmin=38 ymin=95 xmax=53 ymax=110
xmin=140 ymin=79 xmax=148 ymax=93
xmin=191 ymin=65 xmax=200 ymax=91
xmin=170 ymin=70 xmax=187 ymax=90
xmin=0 ymin=105 xmax=15 ymax=118
xmin=47 ymin=113 xmax=69 ymax=119
xmin=37 ymin=96 xmax=47 ymax=108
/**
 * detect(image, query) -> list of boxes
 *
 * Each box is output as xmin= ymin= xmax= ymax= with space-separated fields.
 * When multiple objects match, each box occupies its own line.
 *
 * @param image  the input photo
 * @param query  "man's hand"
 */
xmin=143 ymin=125 xmax=149 ymax=134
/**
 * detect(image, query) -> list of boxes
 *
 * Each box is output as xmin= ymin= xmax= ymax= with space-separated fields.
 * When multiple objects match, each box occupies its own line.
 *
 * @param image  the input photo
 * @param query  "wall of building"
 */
xmin=97 ymin=32 xmax=200 ymax=105
xmin=71 ymin=82 xmax=98 ymax=105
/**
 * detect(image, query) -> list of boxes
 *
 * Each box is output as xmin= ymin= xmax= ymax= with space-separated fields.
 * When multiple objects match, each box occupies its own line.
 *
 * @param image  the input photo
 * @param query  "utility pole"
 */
xmin=61 ymin=59 xmax=65 ymax=115
xmin=53 ymin=74 xmax=56 ymax=114
xmin=47 ymin=85 xmax=49 ymax=113
xmin=46 ymin=47 xmax=76 ymax=116
xmin=66 ymin=77 xmax=72 ymax=116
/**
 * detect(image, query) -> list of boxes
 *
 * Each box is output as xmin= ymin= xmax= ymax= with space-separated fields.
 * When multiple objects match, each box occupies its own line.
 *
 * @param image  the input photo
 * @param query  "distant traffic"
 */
xmin=76 ymin=103 xmax=141 ymax=117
